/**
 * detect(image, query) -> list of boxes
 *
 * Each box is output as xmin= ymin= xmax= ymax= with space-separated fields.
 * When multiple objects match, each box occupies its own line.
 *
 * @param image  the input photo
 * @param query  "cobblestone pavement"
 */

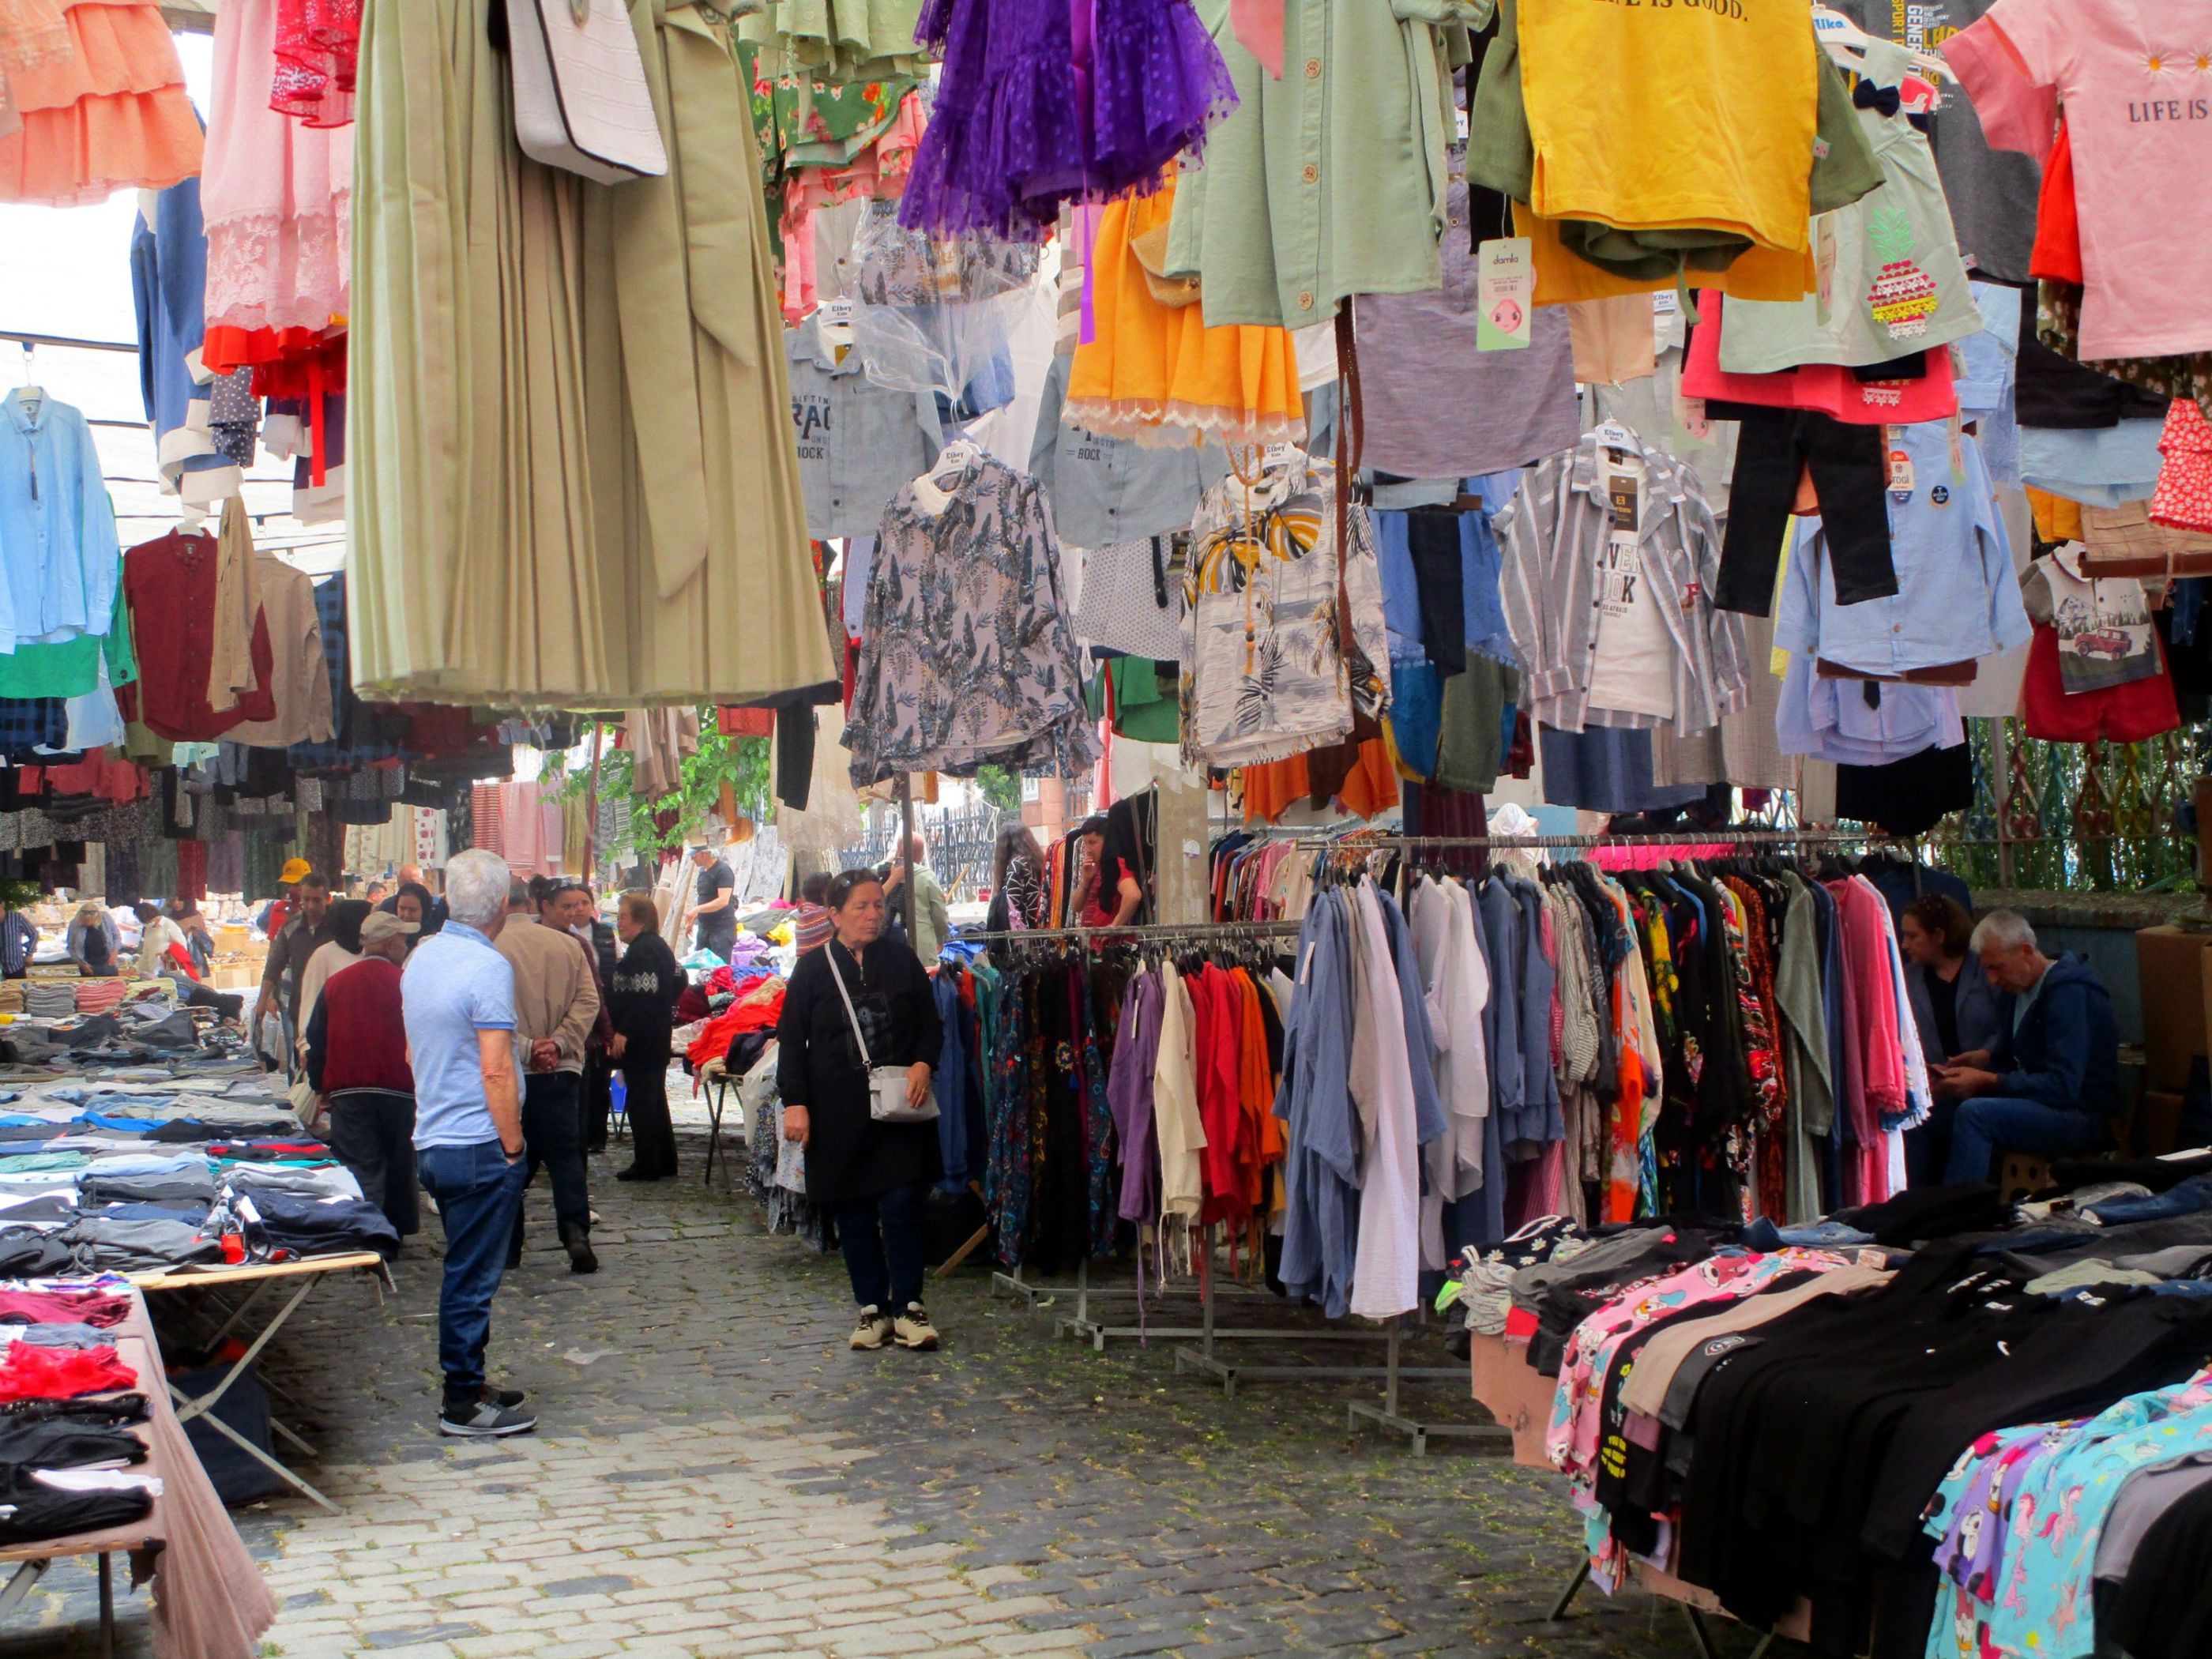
xmin=5 ymin=1112 xmax=1732 ymax=1659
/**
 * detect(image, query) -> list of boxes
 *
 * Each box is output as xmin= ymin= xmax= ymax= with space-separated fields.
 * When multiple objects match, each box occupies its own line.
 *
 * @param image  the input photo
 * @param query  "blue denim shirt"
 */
xmin=785 ymin=314 xmax=943 ymax=539
xmin=1778 ymin=420 xmax=2028 ymax=675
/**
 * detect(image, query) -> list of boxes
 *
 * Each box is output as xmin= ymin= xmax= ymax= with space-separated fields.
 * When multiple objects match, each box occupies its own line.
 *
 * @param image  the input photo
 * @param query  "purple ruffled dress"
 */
xmin=902 ymin=0 xmax=1235 ymax=242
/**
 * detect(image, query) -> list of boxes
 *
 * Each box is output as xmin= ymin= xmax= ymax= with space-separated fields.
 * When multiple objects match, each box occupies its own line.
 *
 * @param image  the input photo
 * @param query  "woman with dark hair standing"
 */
xmin=777 ymin=869 xmax=944 ymax=1352
xmin=383 ymin=880 xmax=439 ymax=941
xmin=608 ymin=891 xmax=684 ymax=1182
xmin=1900 ymin=893 xmax=2003 ymax=1185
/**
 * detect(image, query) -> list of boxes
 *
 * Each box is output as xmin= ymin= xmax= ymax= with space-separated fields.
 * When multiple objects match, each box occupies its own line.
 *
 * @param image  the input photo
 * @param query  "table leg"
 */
xmin=97 ymin=1552 xmax=112 ymax=1659
xmin=1546 ymin=1559 xmax=1589 ymax=1622
xmin=704 ymin=1078 xmax=725 ymax=1187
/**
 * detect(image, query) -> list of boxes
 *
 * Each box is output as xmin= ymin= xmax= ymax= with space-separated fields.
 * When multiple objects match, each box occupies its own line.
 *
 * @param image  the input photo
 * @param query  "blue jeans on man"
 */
xmin=1943 ymin=1097 xmax=2111 ymax=1185
xmin=417 ymin=1140 xmax=529 ymax=1411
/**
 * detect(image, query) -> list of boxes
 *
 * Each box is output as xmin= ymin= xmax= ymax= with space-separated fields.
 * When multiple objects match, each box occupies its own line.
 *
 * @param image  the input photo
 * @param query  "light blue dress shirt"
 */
xmin=1778 ymin=421 xmax=2029 ymax=677
xmin=0 ymin=393 xmax=121 ymax=654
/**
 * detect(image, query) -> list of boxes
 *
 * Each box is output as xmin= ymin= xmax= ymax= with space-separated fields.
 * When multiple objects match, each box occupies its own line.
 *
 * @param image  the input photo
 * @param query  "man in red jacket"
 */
xmin=306 ymin=909 xmax=420 ymax=1237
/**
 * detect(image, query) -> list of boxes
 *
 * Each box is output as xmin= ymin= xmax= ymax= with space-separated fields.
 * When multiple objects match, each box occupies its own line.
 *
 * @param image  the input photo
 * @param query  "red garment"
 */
xmin=120 ymin=532 xmax=275 ymax=741
xmin=683 ymin=986 xmax=788 ymax=1070
xmin=716 ymin=706 xmax=775 ymax=739
xmin=2030 ymin=119 xmax=2082 ymax=285
xmin=1683 ymin=295 xmax=1960 ymax=425
xmin=165 ymin=941 xmax=200 ymax=981
xmin=317 ymin=958 xmax=414 ymax=1094
xmin=270 ymin=0 xmax=361 ymax=126
xmin=1190 ymin=967 xmax=1248 ymax=1224
xmin=175 ymin=838 xmax=206 ymax=906
xmin=0 ymin=1289 xmax=130 ymax=1329
xmin=2022 ymin=626 xmax=2181 ymax=743
xmin=0 ymin=1342 xmax=137 ymax=1403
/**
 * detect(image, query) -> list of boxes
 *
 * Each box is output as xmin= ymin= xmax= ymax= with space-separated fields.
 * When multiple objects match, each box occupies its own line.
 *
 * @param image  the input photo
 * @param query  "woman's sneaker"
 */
xmin=849 ymin=1306 xmax=893 ymax=1349
xmin=893 ymin=1304 xmax=940 ymax=1351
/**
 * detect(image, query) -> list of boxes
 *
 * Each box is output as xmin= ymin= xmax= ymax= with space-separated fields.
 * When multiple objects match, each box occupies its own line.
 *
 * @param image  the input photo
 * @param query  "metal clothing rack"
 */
xmin=1168 ymin=1242 xmax=1510 ymax=1456
xmin=952 ymin=919 xmax=1307 ymax=945
xmin=1296 ymin=828 xmax=1915 ymax=854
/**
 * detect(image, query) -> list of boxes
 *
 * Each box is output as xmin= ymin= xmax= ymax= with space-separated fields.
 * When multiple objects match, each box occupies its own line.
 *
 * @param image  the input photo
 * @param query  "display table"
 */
xmin=1466 ymin=1330 xmax=1812 ymax=1653
xmin=132 ymin=1251 xmax=393 ymax=1514
xmin=0 ymin=1286 xmax=276 ymax=1659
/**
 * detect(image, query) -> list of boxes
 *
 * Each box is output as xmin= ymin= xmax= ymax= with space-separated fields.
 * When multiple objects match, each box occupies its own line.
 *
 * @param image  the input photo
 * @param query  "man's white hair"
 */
xmin=1969 ymin=908 xmax=2037 ymax=955
xmin=444 ymin=848 xmax=511 ymax=930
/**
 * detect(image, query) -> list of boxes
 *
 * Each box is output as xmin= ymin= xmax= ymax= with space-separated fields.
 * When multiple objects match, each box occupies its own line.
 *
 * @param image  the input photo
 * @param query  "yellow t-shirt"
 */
xmin=1518 ymin=203 xmax=1813 ymax=307
xmin=1518 ymin=1 xmax=1819 ymax=256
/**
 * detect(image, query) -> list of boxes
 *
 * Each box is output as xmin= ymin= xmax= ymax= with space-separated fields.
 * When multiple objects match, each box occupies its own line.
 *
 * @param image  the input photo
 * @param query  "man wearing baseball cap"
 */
xmin=258 ymin=856 xmax=314 ymax=941
xmin=305 ymin=908 xmax=421 ymax=1237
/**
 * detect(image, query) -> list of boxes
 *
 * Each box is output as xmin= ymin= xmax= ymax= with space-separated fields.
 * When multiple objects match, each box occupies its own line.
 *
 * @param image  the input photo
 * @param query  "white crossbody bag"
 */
xmin=826 ymin=948 xmax=938 ymax=1125
xmin=509 ymin=0 xmax=669 ymax=186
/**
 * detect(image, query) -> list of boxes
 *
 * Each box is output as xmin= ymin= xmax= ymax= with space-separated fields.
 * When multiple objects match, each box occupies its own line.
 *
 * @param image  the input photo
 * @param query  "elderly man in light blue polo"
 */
xmin=401 ymin=848 xmax=534 ymax=1438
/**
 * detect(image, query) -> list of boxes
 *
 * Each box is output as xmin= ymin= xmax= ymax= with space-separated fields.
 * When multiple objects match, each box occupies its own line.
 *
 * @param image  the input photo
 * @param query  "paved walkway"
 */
xmin=6 ymin=1115 xmax=1717 ymax=1658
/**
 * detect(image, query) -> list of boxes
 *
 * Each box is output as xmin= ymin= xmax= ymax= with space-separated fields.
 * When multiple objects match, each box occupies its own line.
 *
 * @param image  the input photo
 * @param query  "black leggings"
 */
xmin=1716 ymin=407 xmax=1896 ymax=615
xmin=620 ymin=1044 xmax=677 ymax=1176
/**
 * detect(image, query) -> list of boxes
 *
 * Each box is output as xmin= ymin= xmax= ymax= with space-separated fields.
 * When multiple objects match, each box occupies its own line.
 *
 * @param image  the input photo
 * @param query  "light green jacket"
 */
xmin=1165 ymin=0 xmax=1488 ymax=331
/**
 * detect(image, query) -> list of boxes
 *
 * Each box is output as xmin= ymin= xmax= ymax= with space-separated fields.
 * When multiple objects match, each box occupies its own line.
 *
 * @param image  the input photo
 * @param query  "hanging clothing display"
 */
xmin=1066 ymin=173 xmax=1305 ymax=449
xmin=0 ymin=391 xmax=120 ymax=656
xmin=0 ymin=0 xmax=202 ymax=205
xmin=347 ymin=0 xmax=837 ymax=705
xmin=198 ymin=0 xmax=352 ymax=380
xmin=1498 ymin=426 xmax=1748 ymax=738
xmin=844 ymin=448 xmax=1097 ymax=785
xmin=1166 ymin=0 xmax=1474 ymax=330
xmin=898 ymin=0 xmax=1233 ymax=243
xmin=1179 ymin=453 xmax=1389 ymax=769
xmin=130 ymin=179 xmax=254 ymax=508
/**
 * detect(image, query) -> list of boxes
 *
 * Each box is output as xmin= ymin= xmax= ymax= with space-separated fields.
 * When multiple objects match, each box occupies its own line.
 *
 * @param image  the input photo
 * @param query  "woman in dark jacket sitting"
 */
xmin=777 ymin=869 xmax=942 ymax=1352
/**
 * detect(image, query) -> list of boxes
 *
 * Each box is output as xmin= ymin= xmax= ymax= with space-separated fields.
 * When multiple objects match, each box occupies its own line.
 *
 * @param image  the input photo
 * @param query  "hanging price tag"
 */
xmin=1476 ymin=239 xmax=1535 ymax=352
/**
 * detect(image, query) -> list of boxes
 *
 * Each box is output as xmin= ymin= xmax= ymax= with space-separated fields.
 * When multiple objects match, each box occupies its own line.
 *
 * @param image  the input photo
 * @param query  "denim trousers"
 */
xmin=416 ymin=1139 xmax=529 ymax=1407
xmin=834 ymin=1179 xmax=931 ymax=1311
xmin=510 ymin=1071 xmax=591 ymax=1256
xmin=1943 ymin=1097 xmax=2111 ymax=1185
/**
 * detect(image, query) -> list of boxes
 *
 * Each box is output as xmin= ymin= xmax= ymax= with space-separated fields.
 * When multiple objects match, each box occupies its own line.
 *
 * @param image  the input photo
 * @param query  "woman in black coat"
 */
xmin=608 ymin=891 xmax=684 ymax=1182
xmin=777 ymin=869 xmax=943 ymax=1352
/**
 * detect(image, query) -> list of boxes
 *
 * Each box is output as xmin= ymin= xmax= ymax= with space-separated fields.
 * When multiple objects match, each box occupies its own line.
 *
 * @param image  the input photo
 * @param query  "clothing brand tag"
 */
xmin=1476 ymin=239 xmax=1534 ymax=352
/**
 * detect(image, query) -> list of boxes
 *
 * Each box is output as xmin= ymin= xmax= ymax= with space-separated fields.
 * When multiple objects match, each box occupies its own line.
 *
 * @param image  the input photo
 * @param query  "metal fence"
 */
xmin=1740 ymin=718 xmax=2204 ymax=894
xmin=837 ymin=803 xmax=1018 ymax=902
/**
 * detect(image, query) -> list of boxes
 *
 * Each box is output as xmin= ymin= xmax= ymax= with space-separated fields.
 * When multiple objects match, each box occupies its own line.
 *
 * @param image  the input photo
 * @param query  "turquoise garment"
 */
xmin=1923 ymin=1372 xmax=2212 ymax=1659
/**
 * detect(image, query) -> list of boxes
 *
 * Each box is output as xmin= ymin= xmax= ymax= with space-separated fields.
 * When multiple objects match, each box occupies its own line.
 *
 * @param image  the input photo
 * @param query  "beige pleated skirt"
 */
xmin=348 ymin=0 xmax=837 ymax=706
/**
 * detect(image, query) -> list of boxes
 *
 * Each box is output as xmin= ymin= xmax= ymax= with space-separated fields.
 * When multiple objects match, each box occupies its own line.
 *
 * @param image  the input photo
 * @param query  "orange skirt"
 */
xmin=0 ymin=1 xmax=203 ymax=207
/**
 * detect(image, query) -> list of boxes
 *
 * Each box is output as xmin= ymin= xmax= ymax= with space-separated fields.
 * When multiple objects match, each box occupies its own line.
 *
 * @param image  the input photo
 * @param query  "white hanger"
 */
xmin=1811 ymin=3 xmax=1954 ymax=84
xmin=9 ymin=343 xmax=42 ymax=416
xmin=912 ymin=436 xmax=983 ymax=517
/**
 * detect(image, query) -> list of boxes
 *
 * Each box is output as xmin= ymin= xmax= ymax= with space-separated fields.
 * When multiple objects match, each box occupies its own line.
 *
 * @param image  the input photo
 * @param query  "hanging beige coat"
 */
xmin=348 ymin=0 xmax=833 ymax=706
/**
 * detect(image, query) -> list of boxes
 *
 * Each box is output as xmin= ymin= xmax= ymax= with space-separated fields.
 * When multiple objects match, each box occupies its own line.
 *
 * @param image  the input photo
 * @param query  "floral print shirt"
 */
xmin=845 ymin=451 xmax=1099 ymax=786
xmin=1180 ymin=454 xmax=1390 ymax=769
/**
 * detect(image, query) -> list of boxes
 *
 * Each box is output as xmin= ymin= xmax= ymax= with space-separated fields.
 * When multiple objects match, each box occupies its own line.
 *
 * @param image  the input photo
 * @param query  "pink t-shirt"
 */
xmin=1683 ymin=295 xmax=1961 ymax=425
xmin=1972 ymin=0 xmax=2212 ymax=359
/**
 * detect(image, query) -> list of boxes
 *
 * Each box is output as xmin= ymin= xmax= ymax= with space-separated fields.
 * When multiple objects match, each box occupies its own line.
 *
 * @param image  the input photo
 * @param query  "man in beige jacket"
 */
xmin=495 ymin=879 xmax=601 ymax=1274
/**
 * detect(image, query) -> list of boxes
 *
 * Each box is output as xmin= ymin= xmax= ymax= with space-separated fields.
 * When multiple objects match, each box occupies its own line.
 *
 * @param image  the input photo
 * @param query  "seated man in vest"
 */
xmin=1937 ymin=909 xmax=2120 ymax=1183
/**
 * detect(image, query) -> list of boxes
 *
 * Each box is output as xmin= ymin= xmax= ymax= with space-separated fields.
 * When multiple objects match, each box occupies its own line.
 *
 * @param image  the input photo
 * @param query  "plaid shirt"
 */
xmin=0 ymin=698 xmax=67 ymax=761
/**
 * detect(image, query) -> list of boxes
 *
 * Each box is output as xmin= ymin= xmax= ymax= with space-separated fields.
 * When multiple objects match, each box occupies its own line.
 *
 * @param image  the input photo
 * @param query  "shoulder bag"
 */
xmin=824 ymin=948 xmax=938 ymax=1125
xmin=509 ymin=0 xmax=669 ymax=186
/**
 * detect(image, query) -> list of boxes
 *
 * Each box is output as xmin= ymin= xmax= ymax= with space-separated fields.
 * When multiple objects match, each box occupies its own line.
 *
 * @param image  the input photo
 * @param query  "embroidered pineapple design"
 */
xmin=1866 ymin=204 xmax=1939 ymax=339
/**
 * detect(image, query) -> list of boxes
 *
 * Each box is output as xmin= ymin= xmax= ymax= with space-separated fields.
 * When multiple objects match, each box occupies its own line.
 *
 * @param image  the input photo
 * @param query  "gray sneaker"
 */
xmin=439 ymin=1398 xmax=538 ymax=1438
